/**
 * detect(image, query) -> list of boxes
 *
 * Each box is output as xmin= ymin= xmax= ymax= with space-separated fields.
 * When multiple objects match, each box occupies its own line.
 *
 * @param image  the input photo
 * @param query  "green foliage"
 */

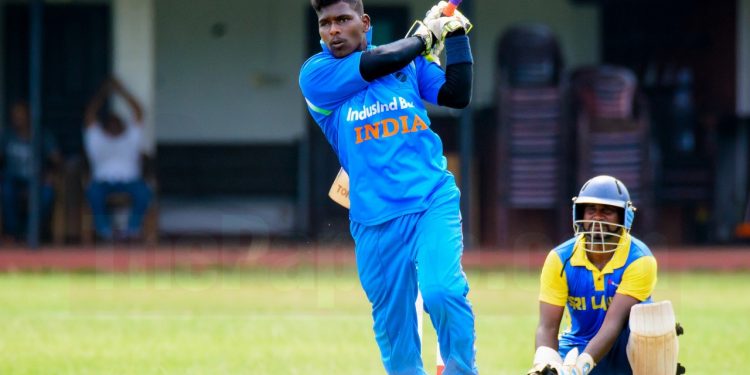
xmin=0 ymin=270 xmax=746 ymax=374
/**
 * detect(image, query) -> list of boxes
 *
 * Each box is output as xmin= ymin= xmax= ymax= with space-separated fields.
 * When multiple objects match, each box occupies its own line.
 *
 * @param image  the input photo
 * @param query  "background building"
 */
xmin=1 ymin=0 xmax=748 ymax=247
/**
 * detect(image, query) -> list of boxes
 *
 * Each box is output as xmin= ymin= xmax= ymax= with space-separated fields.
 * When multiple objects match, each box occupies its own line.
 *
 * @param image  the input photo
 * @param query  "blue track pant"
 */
xmin=350 ymin=189 xmax=477 ymax=375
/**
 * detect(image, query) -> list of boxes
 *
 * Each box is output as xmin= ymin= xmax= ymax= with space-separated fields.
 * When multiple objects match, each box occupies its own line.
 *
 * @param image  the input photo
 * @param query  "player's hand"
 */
xmin=558 ymin=348 xmax=595 ymax=375
xmin=527 ymin=346 xmax=564 ymax=375
xmin=423 ymin=7 xmax=473 ymax=41
xmin=526 ymin=363 xmax=562 ymax=375
xmin=417 ymin=1 xmax=472 ymax=63
xmin=423 ymin=1 xmax=449 ymax=24
xmin=408 ymin=22 xmax=437 ymax=54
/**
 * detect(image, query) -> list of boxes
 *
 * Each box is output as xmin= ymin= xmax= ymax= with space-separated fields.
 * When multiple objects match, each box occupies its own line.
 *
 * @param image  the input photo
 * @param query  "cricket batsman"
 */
xmin=527 ymin=175 xmax=683 ymax=375
xmin=299 ymin=0 xmax=477 ymax=373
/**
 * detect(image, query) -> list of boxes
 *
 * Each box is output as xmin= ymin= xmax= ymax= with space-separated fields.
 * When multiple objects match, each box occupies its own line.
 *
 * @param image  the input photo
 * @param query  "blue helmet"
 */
xmin=572 ymin=175 xmax=636 ymax=252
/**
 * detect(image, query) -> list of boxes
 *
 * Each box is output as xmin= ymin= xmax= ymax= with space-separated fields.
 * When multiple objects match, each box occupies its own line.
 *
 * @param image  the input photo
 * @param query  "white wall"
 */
xmin=739 ymin=0 xmax=750 ymax=116
xmin=155 ymin=0 xmax=306 ymax=143
xmin=114 ymin=0 xmax=155 ymax=153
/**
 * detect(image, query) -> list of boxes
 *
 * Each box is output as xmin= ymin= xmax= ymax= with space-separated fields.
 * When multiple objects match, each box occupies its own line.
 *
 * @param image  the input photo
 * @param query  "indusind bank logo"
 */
xmin=346 ymin=97 xmax=415 ymax=122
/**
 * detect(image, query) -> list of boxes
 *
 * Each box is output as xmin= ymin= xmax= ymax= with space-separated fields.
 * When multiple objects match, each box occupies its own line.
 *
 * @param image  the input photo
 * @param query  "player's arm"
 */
xmin=414 ymin=30 xmax=472 ymax=109
xmin=436 ymin=31 xmax=471 ymax=108
xmin=582 ymin=256 xmax=657 ymax=364
xmin=359 ymin=37 xmax=426 ymax=82
xmin=535 ymin=301 xmax=564 ymax=349
xmin=535 ymin=251 xmax=567 ymax=349
xmin=528 ymin=251 xmax=568 ymax=373
xmin=583 ymin=293 xmax=639 ymax=362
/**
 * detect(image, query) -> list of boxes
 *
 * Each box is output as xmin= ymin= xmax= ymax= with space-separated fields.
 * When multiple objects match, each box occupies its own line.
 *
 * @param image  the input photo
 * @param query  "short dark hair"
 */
xmin=310 ymin=0 xmax=363 ymax=15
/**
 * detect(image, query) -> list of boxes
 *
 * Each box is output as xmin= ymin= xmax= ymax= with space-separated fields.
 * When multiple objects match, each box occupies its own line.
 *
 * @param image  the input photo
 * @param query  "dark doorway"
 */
xmin=601 ymin=0 xmax=736 ymax=115
xmin=4 ymin=4 xmax=111 ymax=158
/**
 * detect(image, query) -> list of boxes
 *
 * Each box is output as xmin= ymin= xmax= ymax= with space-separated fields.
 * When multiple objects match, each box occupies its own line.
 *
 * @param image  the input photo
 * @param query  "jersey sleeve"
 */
xmin=414 ymin=55 xmax=445 ymax=105
xmin=617 ymin=256 xmax=657 ymax=301
xmin=539 ymin=250 xmax=568 ymax=306
xmin=299 ymin=52 xmax=369 ymax=116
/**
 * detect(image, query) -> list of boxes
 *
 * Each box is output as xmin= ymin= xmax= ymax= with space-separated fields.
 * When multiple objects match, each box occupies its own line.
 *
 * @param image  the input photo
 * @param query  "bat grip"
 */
xmin=442 ymin=2 xmax=458 ymax=16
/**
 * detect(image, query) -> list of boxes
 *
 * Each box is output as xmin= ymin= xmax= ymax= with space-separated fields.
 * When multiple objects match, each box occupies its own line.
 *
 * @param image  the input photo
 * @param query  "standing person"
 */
xmin=83 ymin=77 xmax=152 ymax=241
xmin=527 ymin=175 xmax=658 ymax=375
xmin=299 ymin=1 xmax=477 ymax=374
xmin=0 ymin=101 xmax=61 ymax=242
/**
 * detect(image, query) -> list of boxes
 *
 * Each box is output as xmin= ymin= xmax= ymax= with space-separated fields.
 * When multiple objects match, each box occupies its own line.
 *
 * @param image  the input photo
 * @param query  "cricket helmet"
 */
xmin=572 ymin=175 xmax=636 ymax=252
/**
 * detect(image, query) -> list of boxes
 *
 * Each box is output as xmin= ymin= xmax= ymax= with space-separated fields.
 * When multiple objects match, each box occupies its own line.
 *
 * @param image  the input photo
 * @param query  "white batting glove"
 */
xmin=526 ymin=346 xmax=564 ymax=374
xmin=423 ymin=7 xmax=473 ymax=40
xmin=407 ymin=21 xmax=437 ymax=53
xmin=559 ymin=348 xmax=596 ymax=375
xmin=424 ymin=1 xmax=450 ymax=23
xmin=416 ymin=1 xmax=472 ymax=64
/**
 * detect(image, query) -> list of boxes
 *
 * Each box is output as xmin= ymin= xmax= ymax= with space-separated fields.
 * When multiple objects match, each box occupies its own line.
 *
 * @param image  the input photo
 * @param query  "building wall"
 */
xmin=154 ymin=0 xmax=306 ymax=143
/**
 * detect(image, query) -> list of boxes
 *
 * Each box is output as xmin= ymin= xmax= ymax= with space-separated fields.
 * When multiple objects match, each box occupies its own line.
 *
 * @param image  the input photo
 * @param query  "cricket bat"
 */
xmin=328 ymin=168 xmax=350 ymax=209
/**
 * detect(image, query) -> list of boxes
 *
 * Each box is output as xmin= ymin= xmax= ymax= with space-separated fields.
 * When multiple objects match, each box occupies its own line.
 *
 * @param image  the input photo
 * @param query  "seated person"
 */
xmin=1 ymin=101 xmax=61 ymax=242
xmin=83 ymin=77 xmax=152 ymax=241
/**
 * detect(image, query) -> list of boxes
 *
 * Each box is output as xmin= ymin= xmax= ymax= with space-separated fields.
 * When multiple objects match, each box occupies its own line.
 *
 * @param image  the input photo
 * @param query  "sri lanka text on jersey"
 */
xmin=567 ymin=295 xmax=614 ymax=311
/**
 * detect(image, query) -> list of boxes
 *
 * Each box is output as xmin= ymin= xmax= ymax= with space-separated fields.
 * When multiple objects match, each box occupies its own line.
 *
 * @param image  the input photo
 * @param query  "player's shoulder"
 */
xmin=300 ymin=52 xmax=328 ymax=75
xmin=551 ymin=237 xmax=578 ymax=259
xmin=628 ymin=235 xmax=653 ymax=258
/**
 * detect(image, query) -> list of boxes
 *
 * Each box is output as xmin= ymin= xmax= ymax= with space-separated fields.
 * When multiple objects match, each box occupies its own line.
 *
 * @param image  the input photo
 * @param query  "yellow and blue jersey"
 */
xmin=539 ymin=233 xmax=657 ymax=348
xmin=298 ymin=43 xmax=455 ymax=226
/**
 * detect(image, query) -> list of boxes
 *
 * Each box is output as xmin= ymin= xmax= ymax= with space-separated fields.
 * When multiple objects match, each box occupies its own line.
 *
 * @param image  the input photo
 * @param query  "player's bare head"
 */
xmin=312 ymin=0 xmax=370 ymax=58
xmin=311 ymin=0 xmax=363 ymax=15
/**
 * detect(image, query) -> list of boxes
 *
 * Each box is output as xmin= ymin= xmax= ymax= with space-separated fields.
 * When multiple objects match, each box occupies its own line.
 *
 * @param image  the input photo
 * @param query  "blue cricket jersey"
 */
xmin=299 ymin=43 xmax=456 ymax=225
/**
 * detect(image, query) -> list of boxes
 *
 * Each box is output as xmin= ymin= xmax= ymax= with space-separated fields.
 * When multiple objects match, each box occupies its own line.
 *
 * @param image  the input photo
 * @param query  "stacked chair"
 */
xmin=571 ymin=66 xmax=655 ymax=232
xmin=493 ymin=24 xmax=569 ymax=247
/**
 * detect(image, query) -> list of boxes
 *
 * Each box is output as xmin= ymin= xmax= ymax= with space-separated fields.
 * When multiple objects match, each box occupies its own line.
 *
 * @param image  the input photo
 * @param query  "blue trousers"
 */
xmin=560 ymin=326 xmax=632 ymax=375
xmin=1 ymin=177 xmax=54 ymax=239
xmin=350 ymin=189 xmax=477 ymax=375
xmin=85 ymin=179 xmax=152 ymax=237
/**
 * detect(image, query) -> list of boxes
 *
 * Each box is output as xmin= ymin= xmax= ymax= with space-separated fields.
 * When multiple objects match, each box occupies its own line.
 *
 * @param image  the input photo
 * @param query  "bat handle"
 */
xmin=442 ymin=1 xmax=458 ymax=16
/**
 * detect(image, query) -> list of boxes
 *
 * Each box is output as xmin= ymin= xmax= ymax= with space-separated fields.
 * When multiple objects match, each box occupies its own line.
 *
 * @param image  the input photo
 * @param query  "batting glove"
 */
xmin=422 ymin=11 xmax=472 ymax=63
xmin=526 ymin=346 xmax=564 ymax=375
xmin=406 ymin=21 xmax=437 ymax=54
xmin=423 ymin=1 xmax=449 ymax=23
xmin=423 ymin=0 xmax=473 ymax=38
xmin=559 ymin=348 xmax=596 ymax=375
xmin=410 ymin=1 xmax=473 ymax=64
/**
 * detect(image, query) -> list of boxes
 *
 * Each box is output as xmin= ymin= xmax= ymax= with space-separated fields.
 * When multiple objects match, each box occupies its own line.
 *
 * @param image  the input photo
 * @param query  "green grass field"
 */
xmin=0 ymin=268 xmax=748 ymax=374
